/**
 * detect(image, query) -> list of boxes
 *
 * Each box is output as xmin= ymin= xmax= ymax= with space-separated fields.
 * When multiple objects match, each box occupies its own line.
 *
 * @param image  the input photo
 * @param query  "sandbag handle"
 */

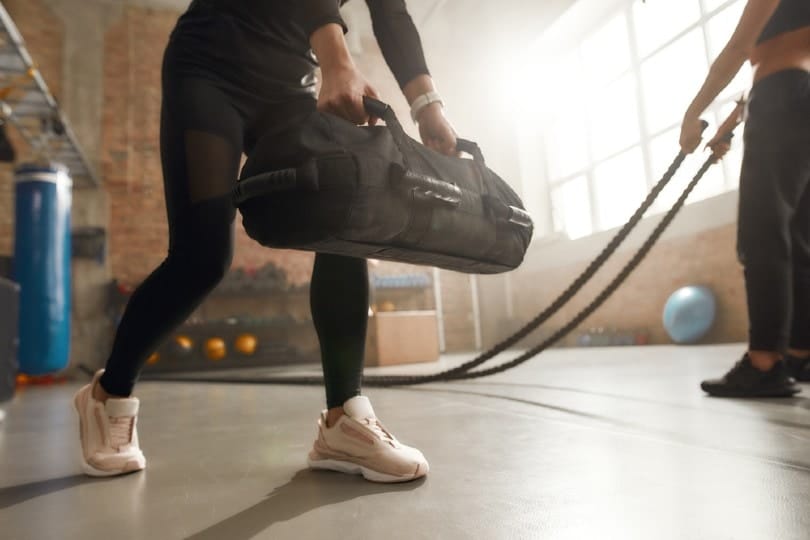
xmin=482 ymin=195 xmax=533 ymax=230
xmin=233 ymin=161 xmax=318 ymax=206
xmin=455 ymin=138 xmax=485 ymax=163
xmin=363 ymin=95 xmax=392 ymax=121
xmin=390 ymin=163 xmax=462 ymax=207
xmin=363 ymin=96 xmax=487 ymax=164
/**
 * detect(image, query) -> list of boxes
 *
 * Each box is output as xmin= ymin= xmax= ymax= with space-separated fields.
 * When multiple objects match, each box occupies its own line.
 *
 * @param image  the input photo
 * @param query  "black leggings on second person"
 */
xmin=738 ymin=69 xmax=810 ymax=352
xmin=99 ymin=40 xmax=368 ymax=408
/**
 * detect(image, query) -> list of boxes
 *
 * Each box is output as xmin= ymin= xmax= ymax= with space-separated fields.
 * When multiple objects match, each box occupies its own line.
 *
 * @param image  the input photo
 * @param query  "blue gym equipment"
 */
xmin=663 ymin=285 xmax=717 ymax=344
xmin=14 ymin=163 xmax=72 ymax=375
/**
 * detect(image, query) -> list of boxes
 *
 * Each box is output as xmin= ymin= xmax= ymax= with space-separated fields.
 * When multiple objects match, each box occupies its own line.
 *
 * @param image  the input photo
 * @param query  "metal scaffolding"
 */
xmin=0 ymin=2 xmax=98 ymax=187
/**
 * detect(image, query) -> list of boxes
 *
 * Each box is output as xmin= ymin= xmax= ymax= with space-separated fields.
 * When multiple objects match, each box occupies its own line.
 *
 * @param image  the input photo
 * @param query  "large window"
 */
xmin=544 ymin=0 xmax=749 ymax=239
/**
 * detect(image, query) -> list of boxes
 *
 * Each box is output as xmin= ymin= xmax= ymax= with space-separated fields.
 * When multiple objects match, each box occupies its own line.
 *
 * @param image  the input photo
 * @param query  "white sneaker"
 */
xmin=307 ymin=396 xmax=429 ymax=483
xmin=73 ymin=370 xmax=146 ymax=477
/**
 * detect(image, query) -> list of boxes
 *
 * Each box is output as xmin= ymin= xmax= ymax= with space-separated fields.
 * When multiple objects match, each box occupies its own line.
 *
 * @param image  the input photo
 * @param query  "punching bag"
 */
xmin=13 ymin=163 xmax=72 ymax=375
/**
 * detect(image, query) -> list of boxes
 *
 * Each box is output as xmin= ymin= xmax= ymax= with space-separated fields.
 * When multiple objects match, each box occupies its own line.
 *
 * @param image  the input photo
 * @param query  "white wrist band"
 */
xmin=410 ymin=91 xmax=443 ymax=123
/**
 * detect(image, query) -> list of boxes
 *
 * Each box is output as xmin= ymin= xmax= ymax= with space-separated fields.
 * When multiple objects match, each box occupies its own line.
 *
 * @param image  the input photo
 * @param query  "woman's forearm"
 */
xmin=366 ymin=0 xmax=430 ymax=89
xmin=310 ymin=23 xmax=355 ymax=76
xmin=684 ymin=0 xmax=780 ymax=119
xmin=309 ymin=22 xmax=379 ymax=125
xmin=684 ymin=47 xmax=749 ymax=120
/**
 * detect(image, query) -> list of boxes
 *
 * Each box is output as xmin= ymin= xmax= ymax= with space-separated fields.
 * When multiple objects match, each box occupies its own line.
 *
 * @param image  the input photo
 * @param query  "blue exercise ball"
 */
xmin=662 ymin=285 xmax=717 ymax=344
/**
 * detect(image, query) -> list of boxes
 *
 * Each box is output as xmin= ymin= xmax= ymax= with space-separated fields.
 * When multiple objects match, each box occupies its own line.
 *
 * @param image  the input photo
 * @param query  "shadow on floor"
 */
xmin=185 ymin=469 xmax=425 ymax=540
xmin=0 ymin=474 xmax=107 ymax=510
xmin=774 ymin=396 xmax=810 ymax=409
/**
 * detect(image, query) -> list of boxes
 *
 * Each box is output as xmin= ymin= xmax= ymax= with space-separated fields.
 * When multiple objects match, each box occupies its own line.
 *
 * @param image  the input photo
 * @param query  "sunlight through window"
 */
xmin=581 ymin=15 xmax=632 ymax=85
xmin=551 ymin=176 xmax=593 ymax=239
xmin=533 ymin=0 xmax=747 ymax=240
xmin=641 ymin=29 xmax=707 ymax=134
xmin=594 ymin=147 xmax=647 ymax=230
xmin=589 ymin=73 xmax=641 ymax=160
xmin=632 ymin=0 xmax=701 ymax=58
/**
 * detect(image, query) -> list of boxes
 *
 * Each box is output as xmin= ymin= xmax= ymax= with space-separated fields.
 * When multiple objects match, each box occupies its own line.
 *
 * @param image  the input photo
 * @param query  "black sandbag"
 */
xmin=234 ymin=97 xmax=532 ymax=274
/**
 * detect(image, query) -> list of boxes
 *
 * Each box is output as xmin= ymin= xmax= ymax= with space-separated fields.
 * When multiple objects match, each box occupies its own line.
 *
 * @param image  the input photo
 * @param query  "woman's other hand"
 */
xmin=417 ymin=103 xmax=457 ymax=156
xmin=706 ymin=138 xmax=731 ymax=160
xmin=404 ymin=75 xmax=457 ymax=156
xmin=705 ymin=97 xmax=745 ymax=160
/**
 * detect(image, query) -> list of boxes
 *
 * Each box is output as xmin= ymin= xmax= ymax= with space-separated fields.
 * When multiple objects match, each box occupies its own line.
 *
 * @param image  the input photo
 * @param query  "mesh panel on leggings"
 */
xmin=185 ymin=129 xmax=243 ymax=203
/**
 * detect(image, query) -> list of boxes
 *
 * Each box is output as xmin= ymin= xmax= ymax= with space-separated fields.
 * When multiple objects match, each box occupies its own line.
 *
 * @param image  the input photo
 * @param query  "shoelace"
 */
xmin=109 ymin=416 xmax=135 ymax=450
xmin=363 ymin=417 xmax=396 ymax=446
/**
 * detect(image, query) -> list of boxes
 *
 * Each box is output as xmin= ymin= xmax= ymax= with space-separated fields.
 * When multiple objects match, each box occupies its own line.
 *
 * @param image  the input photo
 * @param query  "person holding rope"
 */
xmin=73 ymin=0 xmax=457 ymax=481
xmin=680 ymin=0 xmax=810 ymax=397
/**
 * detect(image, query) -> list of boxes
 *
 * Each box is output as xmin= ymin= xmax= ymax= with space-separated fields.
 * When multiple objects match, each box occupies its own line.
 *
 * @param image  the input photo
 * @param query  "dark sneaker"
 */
xmin=701 ymin=355 xmax=800 ymax=397
xmin=785 ymin=354 xmax=810 ymax=382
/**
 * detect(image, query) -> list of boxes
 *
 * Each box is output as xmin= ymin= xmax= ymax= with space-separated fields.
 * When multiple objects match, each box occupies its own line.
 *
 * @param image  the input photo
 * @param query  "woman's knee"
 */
xmin=172 ymin=197 xmax=235 ymax=286
xmin=192 ymin=239 xmax=234 ymax=287
xmin=205 ymin=253 xmax=233 ymax=287
xmin=164 ymin=250 xmax=231 ymax=295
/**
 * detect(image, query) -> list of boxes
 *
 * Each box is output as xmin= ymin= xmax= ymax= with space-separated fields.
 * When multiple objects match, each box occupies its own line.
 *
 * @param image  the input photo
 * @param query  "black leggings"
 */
xmin=99 ymin=38 xmax=368 ymax=408
xmin=738 ymin=69 xmax=810 ymax=352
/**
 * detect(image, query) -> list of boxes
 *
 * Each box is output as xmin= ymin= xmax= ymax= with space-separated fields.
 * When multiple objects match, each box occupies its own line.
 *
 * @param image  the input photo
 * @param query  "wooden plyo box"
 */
xmin=365 ymin=311 xmax=440 ymax=367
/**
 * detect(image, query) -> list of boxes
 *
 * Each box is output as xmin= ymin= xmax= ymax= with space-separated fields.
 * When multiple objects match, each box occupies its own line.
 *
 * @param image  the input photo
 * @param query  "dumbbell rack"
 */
xmin=0 ymin=2 xmax=97 ymax=187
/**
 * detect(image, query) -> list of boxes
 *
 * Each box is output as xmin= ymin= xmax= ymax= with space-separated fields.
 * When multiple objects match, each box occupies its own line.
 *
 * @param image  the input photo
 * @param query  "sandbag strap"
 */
xmin=397 ymin=193 xmax=435 ymax=245
xmin=363 ymin=96 xmax=417 ymax=169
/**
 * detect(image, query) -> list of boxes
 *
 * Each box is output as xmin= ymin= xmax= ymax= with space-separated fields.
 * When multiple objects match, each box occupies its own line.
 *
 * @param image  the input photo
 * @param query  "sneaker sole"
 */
xmin=702 ymin=385 xmax=802 ymax=398
xmin=73 ymin=391 xmax=146 ymax=478
xmin=307 ymin=457 xmax=427 ymax=483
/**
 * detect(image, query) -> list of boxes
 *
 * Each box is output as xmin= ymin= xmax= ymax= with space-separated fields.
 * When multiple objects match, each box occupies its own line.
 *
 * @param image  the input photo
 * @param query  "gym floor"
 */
xmin=2 ymin=344 xmax=809 ymax=540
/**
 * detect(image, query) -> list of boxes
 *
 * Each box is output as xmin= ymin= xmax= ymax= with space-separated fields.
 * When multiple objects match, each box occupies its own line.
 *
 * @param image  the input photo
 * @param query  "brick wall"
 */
xmin=505 ymin=223 xmax=747 ymax=347
xmin=101 ymin=7 xmax=171 ymax=283
xmin=0 ymin=0 xmax=64 ymax=256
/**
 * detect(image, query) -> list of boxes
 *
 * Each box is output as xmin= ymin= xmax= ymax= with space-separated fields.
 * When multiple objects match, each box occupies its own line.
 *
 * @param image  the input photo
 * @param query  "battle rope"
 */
xmin=442 ymin=153 xmax=722 ymax=382
xmin=146 ymin=126 xmax=734 ymax=387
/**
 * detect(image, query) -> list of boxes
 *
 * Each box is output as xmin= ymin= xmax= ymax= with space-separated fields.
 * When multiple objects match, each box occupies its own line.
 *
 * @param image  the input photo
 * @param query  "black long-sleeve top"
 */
xmin=173 ymin=0 xmax=429 ymax=96
xmin=303 ymin=0 xmax=431 ymax=88
xmin=757 ymin=0 xmax=810 ymax=44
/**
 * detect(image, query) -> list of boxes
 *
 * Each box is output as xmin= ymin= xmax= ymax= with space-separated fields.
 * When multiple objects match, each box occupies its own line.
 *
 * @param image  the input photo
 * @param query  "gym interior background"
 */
xmin=2 ymin=1 xmax=805 ymax=539
xmin=0 ymin=0 xmax=749 ymax=370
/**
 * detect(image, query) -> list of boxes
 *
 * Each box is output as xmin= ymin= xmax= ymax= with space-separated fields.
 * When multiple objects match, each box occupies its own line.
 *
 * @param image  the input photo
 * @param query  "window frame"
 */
xmin=545 ymin=0 xmax=747 ymax=239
